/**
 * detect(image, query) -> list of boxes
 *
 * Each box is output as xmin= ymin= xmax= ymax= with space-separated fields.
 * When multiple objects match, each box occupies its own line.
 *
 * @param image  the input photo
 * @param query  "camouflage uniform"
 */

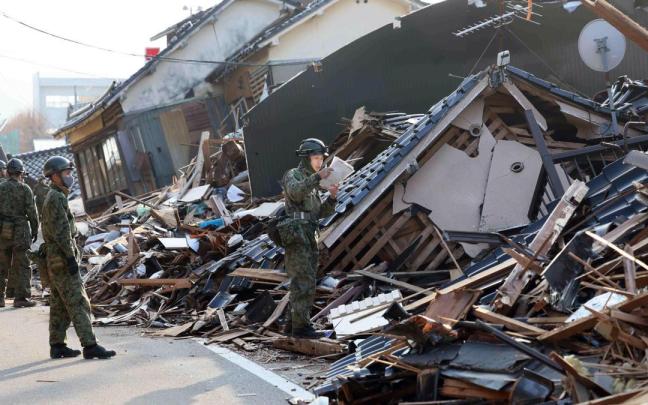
xmin=0 ymin=178 xmax=39 ymax=300
xmin=41 ymin=183 xmax=96 ymax=347
xmin=280 ymin=161 xmax=336 ymax=331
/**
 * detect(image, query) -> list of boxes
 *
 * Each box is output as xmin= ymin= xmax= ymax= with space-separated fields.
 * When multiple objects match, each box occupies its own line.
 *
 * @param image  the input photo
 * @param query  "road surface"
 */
xmin=0 ymin=303 xmax=314 ymax=404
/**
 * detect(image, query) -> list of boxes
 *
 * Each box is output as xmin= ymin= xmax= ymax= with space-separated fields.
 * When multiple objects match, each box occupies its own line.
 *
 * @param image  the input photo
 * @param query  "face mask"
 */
xmin=62 ymin=174 xmax=75 ymax=188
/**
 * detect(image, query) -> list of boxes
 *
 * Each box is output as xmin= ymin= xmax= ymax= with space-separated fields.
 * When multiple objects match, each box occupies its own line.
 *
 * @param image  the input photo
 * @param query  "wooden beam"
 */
xmin=539 ymin=293 xmax=648 ymax=342
xmin=586 ymin=231 xmax=648 ymax=271
xmin=353 ymin=269 xmax=431 ymax=294
xmin=273 ymin=337 xmax=346 ymax=356
xmin=473 ymin=306 xmax=546 ymax=335
xmin=404 ymin=258 xmax=516 ymax=311
xmin=624 ymin=245 xmax=638 ymax=295
xmin=581 ymin=0 xmax=648 ymax=54
xmin=116 ymin=278 xmax=192 ymax=288
xmin=495 ymin=180 xmax=588 ymax=312
xmin=230 ymin=268 xmax=288 ymax=283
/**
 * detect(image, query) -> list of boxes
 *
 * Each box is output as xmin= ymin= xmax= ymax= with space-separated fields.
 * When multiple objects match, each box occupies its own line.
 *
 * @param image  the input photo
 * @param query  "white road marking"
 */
xmin=198 ymin=340 xmax=316 ymax=401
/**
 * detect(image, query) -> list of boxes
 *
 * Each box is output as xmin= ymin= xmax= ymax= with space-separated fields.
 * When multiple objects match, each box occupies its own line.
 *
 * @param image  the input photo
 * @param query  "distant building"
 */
xmin=32 ymin=74 xmax=116 ymax=133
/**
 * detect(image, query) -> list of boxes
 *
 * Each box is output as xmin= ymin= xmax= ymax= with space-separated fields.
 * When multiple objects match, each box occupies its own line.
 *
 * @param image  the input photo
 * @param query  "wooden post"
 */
xmin=624 ymin=245 xmax=638 ymax=295
xmin=581 ymin=0 xmax=648 ymax=54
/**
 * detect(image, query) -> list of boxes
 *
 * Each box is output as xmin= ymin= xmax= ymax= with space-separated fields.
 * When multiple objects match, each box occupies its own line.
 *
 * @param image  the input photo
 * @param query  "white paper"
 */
xmin=180 ymin=185 xmax=210 ymax=203
xmin=227 ymin=185 xmax=245 ymax=202
xmin=320 ymin=157 xmax=354 ymax=189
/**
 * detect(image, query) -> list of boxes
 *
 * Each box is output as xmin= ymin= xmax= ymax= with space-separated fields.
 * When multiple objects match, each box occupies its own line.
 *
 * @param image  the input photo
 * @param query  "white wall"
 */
xmin=267 ymin=0 xmax=411 ymax=62
xmin=121 ymin=0 xmax=286 ymax=113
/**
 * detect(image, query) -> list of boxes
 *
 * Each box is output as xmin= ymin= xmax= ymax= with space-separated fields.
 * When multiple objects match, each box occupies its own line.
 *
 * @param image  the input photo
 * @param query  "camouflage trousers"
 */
xmin=0 ymin=246 xmax=31 ymax=299
xmin=284 ymin=226 xmax=319 ymax=331
xmin=47 ymin=254 xmax=96 ymax=347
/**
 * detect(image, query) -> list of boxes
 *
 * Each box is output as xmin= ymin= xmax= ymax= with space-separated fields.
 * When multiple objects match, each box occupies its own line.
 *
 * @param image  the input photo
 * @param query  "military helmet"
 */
xmin=296 ymin=138 xmax=329 ymax=157
xmin=43 ymin=156 xmax=74 ymax=178
xmin=6 ymin=158 xmax=24 ymax=174
xmin=0 ymin=160 xmax=6 ymax=170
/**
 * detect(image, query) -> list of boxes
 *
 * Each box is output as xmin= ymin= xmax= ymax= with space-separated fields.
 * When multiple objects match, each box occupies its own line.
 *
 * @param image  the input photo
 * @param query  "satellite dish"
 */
xmin=578 ymin=19 xmax=626 ymax=72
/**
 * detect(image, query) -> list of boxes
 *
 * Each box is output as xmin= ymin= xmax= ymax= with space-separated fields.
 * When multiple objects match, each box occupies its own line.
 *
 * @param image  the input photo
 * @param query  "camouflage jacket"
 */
xmin=0 ymin=177 xmax=39 ymax=247
xmin=282 ymin=162 xmax=336 ymax=222
xmin=33 ymin=179 xmax=51 ymax=219
xmin=42 ymin=184 xmax=77 ymax=259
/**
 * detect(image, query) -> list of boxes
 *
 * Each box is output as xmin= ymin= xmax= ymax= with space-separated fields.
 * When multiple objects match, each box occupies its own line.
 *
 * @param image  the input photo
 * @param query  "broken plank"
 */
xmin=217 ymin=308 xmax=229 ymax=331
xmin=230 ymin=268 xmax=288 ymax=283
xmin=441 ymin=378 xmax=510 ymax=401
xmin=233 ymin=338 xmax=256 ymax=352
xmin=624 ymin=245 xmax=638 ymax=294
xmin=273 ymin=337 xmax=346 ymax=356
xmin=404 ymin=258 xmax=516 ymax=312
xmin=539 ymin=293 xmax=648 ymax=342
xmin=354 ymin=269 xmax=430 ymax=294
xmin=117 ymin=278 xmax=192 ymax=289
xmin=495 ymin=180 xmax=588 ymax=311
xmin=259 ymin=293 xmax=290 ymax=331
xmin=206 ymin=329 xmax=251 ymax=344
xmin=473 ymin=306 xmax=546 ymax=335
xmin=585 ymin=231 xmax=648 ymax=271
xmin=153 ymin=321 xmax=194 ymax=337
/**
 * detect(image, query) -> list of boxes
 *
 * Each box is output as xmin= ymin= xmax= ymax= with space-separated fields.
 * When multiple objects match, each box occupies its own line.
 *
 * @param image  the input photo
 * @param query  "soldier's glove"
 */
xmin=66 ymin=257 xmax=79 ymax=275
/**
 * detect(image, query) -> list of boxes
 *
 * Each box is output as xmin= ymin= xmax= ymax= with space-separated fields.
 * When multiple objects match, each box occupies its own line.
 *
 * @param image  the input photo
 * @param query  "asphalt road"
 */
xmin=0 ymin=303 xmax=312 ymax=404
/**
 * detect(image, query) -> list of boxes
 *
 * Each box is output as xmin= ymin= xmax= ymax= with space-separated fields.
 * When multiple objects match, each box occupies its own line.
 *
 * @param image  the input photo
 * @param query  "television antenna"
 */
xmin=578 ymin=19 xmax=627 ymax=136
xmin=453 ymin=1 xmax=542 ymax=38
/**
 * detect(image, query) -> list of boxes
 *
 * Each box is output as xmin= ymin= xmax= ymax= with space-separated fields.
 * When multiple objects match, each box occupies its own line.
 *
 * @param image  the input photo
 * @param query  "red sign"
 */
xmin=145 ymin=48 xmax=160 ymax=61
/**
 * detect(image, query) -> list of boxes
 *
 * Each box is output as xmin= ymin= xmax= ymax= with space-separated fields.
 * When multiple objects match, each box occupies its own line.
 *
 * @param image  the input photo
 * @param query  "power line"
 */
xmin=0 ymin=10 xmax=320 ymax=68
xmin=0 ymin=52 xmax=105 ymax=77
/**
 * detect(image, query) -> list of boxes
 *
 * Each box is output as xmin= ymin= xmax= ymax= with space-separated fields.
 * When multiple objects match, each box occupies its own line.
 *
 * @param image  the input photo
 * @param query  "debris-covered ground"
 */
xmin=53 ymin=66 xmax=648 ymax=404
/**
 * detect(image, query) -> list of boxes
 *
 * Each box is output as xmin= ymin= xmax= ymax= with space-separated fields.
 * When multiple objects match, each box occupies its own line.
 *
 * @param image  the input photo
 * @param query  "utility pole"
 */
xmin=580 ymin=0 xmax=648 ymax=53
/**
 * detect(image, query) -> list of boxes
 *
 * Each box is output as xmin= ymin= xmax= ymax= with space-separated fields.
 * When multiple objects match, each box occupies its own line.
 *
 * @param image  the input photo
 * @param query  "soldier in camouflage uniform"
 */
xmin=279 ymin=138 xmax=338 ymax=339
xmin=0 ymin=159 xmax=6 ymax=181
xmin=0 ymin=159 xmax=10 ymax=301
xmin=0 ymin=159 xmax=38 ymax=308
xmin=42 ymin=156 xmax=116 ymax=359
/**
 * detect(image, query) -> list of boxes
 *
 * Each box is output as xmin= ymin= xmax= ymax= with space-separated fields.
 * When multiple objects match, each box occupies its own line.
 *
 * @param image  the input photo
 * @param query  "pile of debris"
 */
xmin=68 ymin=65 xmax=648 ymax=404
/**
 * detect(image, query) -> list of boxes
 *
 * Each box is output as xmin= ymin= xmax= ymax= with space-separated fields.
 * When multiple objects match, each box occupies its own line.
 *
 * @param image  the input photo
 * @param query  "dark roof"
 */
xmin=208 ymin=0 xmax=427 ymax=82
xmin=13 ymin=145 xmax=81 ymax=195
xmin=54 ymin=1 xmax=237 ymax=136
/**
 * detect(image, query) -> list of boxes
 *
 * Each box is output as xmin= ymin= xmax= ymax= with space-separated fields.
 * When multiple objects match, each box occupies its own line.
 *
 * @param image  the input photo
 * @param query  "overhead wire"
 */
xmin=0 ymin=10 xmax=320 ymax=68
xmin=503 ymin=26 xmax=584 ymax=95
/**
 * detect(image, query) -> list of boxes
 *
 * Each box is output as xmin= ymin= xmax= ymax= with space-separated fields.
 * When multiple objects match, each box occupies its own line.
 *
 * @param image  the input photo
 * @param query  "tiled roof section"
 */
xmin=505 ymin=66 xmax=611 ymax=114
xmin=14 ymin=145 xmax=81 ymax=195
xmin=320 ymin=72 xmax=485 ymax=226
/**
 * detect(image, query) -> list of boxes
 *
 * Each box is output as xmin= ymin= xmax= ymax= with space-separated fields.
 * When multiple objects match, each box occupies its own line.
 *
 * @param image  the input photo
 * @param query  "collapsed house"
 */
xmin=69 ymin=64 xmax=648 ymax=404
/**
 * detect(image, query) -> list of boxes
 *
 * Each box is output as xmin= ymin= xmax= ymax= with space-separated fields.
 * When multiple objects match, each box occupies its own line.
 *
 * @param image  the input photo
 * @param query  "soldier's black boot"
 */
xmin=50 ymin=344 xmax=81 ymax=359
xmin=83 ymin=344 xmax=116 ymax=359
xmin=291 ymin=325 xmax=325 ymax=339
xmin=13 ymin=298 xmax=36 ymax=308
xmin=0 ymin=296 xmax=5 ymax=307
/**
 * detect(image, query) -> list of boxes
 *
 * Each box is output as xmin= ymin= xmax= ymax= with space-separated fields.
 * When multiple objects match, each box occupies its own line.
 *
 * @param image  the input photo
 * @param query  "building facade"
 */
xmin=32 ymin=74 xmax=116 ymax=133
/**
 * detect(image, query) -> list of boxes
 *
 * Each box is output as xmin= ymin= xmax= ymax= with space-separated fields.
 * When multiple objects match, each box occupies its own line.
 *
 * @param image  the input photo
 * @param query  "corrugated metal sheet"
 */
xmin=244 ymin=1 xmax=648 ymax=197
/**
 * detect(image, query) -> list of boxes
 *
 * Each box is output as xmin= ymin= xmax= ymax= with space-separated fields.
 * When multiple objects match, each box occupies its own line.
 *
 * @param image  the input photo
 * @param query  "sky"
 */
xmin=0 ymin=0 xmax=219 ymax=119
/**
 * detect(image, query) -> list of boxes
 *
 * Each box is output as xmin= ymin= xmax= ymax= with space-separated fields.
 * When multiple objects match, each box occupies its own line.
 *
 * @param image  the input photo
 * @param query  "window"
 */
xmin=76 ymin=95 xmax=98 ymax=104
xmin=76 ymin=135 xmax=128 ymax=200
xmin=45 ymin=95 xmax=75 ymax=108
